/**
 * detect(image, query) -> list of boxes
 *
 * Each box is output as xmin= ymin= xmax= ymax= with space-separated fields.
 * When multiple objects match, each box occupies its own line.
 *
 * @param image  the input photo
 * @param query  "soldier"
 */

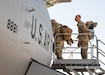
xmin=51 ymin=19 xmax=64 ymax=59
xmin=51 ymin=19 xmax=72 ymax=75
xmin=51 ymin=19 xmax=73 ymax=59
xmin=75 ymin=15 xmax=89 ymax=59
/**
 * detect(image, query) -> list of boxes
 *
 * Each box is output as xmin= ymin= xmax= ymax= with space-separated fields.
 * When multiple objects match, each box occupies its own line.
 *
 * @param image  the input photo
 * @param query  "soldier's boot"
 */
xmin=63 ymin=68 xmax=72 ymax=75
xmin=56 ymin=49 xmax=62 ymax=59
xmin=81 ymin=49 xmax=88 ymax=59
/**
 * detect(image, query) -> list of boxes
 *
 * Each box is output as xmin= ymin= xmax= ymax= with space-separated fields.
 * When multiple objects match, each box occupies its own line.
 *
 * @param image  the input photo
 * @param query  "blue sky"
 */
xmin=48 ymin=0 xmax=105 ymax=42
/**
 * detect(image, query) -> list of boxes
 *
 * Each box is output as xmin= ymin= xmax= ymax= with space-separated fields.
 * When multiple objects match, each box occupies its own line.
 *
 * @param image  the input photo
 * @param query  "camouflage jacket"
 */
xmin=52 ymin=22 xmax=63 ymax=36
xmin=77 ymin=21 xmax=89 ymax=42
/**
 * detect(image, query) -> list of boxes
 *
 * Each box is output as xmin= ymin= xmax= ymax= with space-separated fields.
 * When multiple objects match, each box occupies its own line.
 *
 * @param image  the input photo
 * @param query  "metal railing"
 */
xmin=95 ymin=39 xmax=105 ymax=66
xmin=52 ymin=32 xmax=105 ymax=74
xmin=53 ymin=33 xmax=98 ymax=60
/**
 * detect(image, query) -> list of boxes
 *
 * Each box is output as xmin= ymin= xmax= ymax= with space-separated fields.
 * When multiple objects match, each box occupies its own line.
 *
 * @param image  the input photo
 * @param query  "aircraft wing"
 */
xmin=44 ymin=0 xmax=72 ymax=7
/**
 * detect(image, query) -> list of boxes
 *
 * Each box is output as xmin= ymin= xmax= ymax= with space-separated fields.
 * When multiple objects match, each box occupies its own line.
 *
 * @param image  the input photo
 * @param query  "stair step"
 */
xmin=54 ymin=59 xmax=99 ymax=64
xmin=51 ymin=59 xmax=100 ymax=71
xmin=98 ymin=67 xmax=105 ymax=74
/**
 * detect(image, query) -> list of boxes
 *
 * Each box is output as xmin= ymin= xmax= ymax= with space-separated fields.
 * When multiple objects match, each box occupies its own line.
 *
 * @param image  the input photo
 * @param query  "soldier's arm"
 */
xmin=79 ymin=22 xmax=89 ymax=32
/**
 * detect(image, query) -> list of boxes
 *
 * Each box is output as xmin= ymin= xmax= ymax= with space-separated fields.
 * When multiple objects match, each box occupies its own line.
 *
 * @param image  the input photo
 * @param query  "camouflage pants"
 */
xmin=56 ymin=41 xmax=64 ymax=59
xmin=55 ymin=36 xmax=64 ymax=59
xmin=55 ymin=37 xmax=72 ymax=74
xmin=79 ymin=40 xmax=88 ymax=59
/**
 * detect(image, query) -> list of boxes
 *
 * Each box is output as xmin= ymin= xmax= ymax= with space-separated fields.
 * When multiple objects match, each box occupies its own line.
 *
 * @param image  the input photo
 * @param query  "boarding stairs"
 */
xmin=51 ymin=33 xmax=105 ymax=75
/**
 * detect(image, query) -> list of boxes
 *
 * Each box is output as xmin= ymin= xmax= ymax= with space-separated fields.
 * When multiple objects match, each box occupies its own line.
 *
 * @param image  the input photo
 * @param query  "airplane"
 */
xmin=0 ymin=0 xmax=105 ymax=75
xmin=44 ymin=0 xmax=72 ymax=7
xmin=0 ymin=0 xmax=71 ymax=75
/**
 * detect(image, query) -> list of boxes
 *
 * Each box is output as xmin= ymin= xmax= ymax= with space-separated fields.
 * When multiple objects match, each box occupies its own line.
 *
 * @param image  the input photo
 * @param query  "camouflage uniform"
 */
xmin=52 ymin=21 xmax=64 ymax=59
xmin=51 ymin=20 xmax=72 ymax=75
xmin=77 ymin=21 xmax=89 ymax=59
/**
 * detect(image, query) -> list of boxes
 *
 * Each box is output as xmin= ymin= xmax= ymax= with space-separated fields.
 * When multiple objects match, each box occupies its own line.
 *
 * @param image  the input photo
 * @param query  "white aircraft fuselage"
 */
xmin=0 ymin=0 xmax=53 ymax=75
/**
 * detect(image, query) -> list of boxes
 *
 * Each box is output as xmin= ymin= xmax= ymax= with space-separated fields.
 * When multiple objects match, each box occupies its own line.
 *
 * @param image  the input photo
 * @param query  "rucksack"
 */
xmin=85 ymin=21 xmax=97 ymax=40
xmin=60 ymin=25 xmax=73 ymax=45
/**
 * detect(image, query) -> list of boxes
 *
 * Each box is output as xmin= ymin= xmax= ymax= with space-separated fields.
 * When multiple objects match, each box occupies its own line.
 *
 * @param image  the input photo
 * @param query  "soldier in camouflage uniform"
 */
xmin=51 ymin=19 xmax=72 ymax=75
xmin=75 ymin=15 xmax=89 ymax=59
xmin=51 ymin=19 xmax=64 ymax=59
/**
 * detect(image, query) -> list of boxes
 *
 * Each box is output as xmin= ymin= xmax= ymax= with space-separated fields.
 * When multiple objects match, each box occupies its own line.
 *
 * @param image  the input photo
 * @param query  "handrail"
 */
xmin=96 ymin=39 xmax=105 ymax=66
xmin=98 ymin=39 xmax=105 ymax=45
xmin=53 ymin=33 xmax=98 ymax=60
xmin=93 ymin=45 xmax=105 ymax=58
xmin=93 ymin=34 xmax=99 ymax=60
xmin=97 ymin=39 xmax=105 ymax=56
xmin=99 ymin=52 xmax=105 ymax=58
xmin=93 ymin=56 xmax=105 ymax=66
xmin=99 ymin=48 xmax=105 ymax=55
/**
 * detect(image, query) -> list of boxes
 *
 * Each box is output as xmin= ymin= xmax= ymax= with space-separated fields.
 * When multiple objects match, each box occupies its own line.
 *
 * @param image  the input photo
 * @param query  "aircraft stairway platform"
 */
xmin=51 ymin=59 xmax=105 ymax=75
xmin=52 ymin=33 xmax=105 ymax=75
xmin=51 ymin=59 xmax=102 ymax=75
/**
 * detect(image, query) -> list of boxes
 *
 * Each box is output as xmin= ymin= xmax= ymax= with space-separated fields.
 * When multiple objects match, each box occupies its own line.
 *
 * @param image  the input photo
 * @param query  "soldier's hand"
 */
xmin=88 ymin=32 xmax=91 ymax=36
xmin=77 ymin=41 xmax=80 ymax=47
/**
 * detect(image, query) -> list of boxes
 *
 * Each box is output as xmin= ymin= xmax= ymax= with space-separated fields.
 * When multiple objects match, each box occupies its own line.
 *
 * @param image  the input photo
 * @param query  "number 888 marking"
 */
xmin=7 ymin=19 xmax=18 ymax=33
